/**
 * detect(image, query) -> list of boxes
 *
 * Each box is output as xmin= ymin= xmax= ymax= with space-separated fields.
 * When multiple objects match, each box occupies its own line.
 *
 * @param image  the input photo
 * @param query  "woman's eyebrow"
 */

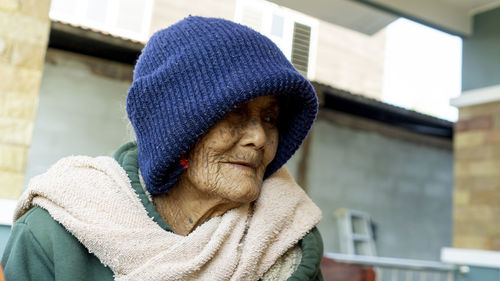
xmin=270 ymin=104 xmax=280 ymax=113
xmin=267 ymin=100 xmax=280 ymax=109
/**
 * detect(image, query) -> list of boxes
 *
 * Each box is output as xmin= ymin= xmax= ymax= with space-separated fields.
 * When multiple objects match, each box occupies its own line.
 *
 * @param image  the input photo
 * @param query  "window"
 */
xmin=49 ymin=0 xmax=153 ymax=42
xmin=235 ymin=0 xmax=318 ymax=79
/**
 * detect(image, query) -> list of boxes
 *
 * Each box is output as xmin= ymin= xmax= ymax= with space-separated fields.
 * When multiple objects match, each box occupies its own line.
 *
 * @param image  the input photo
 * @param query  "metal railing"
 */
xmin=324 ymin=253 xmax=469 ymax=281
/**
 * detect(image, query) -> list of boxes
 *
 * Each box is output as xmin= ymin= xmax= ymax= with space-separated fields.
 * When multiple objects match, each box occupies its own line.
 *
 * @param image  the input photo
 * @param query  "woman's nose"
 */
xmin=240 ymin=118 xmax=266 ymax=150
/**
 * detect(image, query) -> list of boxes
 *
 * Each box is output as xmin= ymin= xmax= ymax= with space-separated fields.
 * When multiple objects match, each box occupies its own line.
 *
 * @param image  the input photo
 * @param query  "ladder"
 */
xmin=334 ymin=208 xmax=377 ymax=256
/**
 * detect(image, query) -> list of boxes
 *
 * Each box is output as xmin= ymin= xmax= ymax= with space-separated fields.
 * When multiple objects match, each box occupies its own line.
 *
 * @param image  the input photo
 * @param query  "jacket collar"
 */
xmin=113 ymin=142 xmax=172 ymax=232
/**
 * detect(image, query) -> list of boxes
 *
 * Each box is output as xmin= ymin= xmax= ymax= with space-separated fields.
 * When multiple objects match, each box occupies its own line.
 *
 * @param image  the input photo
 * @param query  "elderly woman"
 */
xmin=2 ymin=16 xmax=323 ymax=280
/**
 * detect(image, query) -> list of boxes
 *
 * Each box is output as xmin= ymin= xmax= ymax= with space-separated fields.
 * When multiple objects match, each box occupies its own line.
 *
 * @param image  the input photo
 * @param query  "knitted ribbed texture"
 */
xmin=127 ymin=16 xmax=318 ymax=195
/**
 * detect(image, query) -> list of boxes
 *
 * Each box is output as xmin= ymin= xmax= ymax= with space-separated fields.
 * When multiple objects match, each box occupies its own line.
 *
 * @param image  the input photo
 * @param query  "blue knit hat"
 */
xmin=127 ymin=16 xmax=318 ymax=195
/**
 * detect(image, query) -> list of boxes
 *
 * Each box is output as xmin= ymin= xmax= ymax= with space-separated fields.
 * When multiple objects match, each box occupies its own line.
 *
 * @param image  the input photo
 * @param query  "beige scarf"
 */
xmin=14 ymin=156 xmax=321 ymax=281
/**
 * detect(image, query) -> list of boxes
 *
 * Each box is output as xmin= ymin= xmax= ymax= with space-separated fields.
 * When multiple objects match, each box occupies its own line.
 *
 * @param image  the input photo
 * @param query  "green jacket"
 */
xmin=2 ymin=143 xmax=323 ymax=281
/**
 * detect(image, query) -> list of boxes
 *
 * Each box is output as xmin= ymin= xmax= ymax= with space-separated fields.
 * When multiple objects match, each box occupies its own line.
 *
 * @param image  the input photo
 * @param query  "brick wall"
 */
xmin=454 ymin=101 xmax=500 ymax=250
xmin=315 ymin=23 xmax=386 ymax=100
xmin=0 ymin=0 xmax=51 ymax=199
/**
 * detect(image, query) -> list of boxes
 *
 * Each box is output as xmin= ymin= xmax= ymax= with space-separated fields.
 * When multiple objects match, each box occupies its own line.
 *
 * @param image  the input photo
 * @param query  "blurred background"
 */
xmin=1 ymin=0 xmax=499 ymax=280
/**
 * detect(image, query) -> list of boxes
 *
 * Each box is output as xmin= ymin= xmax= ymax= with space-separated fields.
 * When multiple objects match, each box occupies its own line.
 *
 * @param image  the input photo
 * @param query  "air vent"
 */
xmin=234 ymin=0 xmax=318 ymax=78
xmin=291 ymin=22 xmax=311 ymax=76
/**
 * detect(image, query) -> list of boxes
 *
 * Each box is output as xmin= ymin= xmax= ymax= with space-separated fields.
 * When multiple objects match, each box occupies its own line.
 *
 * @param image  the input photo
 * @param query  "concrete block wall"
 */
xmin=287 ymin=111 xmax=453 ymax=260
xmin=454 ymin=101 xmax=500 ymax=250
xmin=25 ymin=49 xmax=133 ymax=183
xmin=0 ymin=0 xmax=51 ymax=199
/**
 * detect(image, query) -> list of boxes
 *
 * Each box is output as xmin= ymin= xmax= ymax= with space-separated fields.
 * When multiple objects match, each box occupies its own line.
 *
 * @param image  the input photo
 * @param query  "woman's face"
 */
xmin=183 ymin=95 xmax=280 ymax=203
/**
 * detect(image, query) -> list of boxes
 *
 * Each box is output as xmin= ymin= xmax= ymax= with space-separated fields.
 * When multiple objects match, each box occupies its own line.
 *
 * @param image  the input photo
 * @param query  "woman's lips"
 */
xmin=227 ymin=162 xmax=256 ymax=171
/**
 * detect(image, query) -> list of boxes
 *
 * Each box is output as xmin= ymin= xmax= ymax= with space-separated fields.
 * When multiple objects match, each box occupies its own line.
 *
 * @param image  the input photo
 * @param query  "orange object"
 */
xmin=321 ymin=256 xmax=376 ymax=281
xmin=0 ymin=264 xmax=4 ymax=281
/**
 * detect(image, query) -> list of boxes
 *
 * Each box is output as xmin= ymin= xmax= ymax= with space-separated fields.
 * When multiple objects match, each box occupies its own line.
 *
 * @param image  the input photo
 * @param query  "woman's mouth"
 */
xmin=227 ymin=161 xmax=257 ymax=171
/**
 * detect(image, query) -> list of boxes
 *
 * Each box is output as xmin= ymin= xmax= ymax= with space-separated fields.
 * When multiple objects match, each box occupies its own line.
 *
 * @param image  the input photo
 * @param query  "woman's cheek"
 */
xmin=264 ymin=130 xmax=279 ymax=166
xmin=189 ymin=144 xmax=223 ymax=191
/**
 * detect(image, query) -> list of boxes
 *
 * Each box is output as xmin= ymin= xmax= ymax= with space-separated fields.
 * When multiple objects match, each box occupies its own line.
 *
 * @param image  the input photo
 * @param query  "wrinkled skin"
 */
xmin=153 ymin=96 xmax=280 ymax=235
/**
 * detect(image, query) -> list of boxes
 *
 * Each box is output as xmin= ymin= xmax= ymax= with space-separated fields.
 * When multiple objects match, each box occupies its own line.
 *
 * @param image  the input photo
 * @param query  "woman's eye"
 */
xmin=263 ymin=115 xmax=278 ymax=125
xmin=230 ymin=105 xmax=244 ymax=115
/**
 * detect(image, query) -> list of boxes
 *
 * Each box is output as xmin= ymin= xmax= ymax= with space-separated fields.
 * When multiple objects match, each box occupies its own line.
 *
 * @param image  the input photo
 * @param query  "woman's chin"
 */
xmin=225 ymin=183 xmax=261 ymax=203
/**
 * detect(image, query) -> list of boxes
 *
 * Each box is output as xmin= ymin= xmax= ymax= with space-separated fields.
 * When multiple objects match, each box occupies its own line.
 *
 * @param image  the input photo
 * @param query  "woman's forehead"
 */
xmin=239 ymin=95 xmax=279 ymax=109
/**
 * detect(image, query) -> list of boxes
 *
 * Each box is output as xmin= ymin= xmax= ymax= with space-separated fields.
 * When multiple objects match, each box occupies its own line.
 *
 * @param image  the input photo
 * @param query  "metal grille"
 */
xmin=324 ymin=253 xmax=467 ymax=281
xmin=291 ymin=22 xmax=311 ymax=76
xmin=375 ymin=268 xmax=454 ymax=281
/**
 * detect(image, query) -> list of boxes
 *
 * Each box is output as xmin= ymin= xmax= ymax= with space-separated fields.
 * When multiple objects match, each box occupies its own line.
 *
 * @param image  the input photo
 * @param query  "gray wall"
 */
xmin=0 ymin=226 xmax=10 ymax=257
xmin=462 ymin=7 xmax=500 ymax=91
xmin=25 ymin=50 xmax=133 ymax=182
xmin=287 ymin=115 xmax=453 ymax=261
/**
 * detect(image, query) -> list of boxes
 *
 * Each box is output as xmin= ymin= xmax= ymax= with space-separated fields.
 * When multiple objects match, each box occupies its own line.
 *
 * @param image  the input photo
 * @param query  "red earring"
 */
xmin=180 ymin=154 xmax=189 ymax=169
